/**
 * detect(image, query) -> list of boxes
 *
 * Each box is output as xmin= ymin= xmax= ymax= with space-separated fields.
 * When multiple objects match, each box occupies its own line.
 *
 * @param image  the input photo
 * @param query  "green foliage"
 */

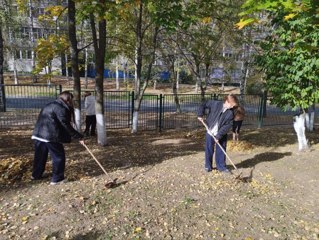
xmin=239 ymin=0 xmax=319 ymax=110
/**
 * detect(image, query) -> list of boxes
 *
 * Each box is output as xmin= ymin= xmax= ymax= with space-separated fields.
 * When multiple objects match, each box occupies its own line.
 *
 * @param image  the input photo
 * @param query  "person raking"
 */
xmin=31 ymin=91 xmax=84 ymax=185
xmin=197 ymin=94 xmax=239 ymax=173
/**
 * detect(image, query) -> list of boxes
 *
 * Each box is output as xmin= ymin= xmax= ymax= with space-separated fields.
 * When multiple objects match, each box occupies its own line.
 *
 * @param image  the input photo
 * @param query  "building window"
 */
xmin=15 ymin=50 xmax=21 ymax=59
xmin=22 ymin=50 xmax=26 ymax=59
xmin=33 ymin=7 xmax=45 ymax=18
xmin=27 ymin=50 xmax=33 ymax=59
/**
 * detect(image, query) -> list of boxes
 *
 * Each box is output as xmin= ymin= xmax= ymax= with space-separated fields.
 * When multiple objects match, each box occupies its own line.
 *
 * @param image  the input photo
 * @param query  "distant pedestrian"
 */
xmin=83 ymin=91 xmax=96 ymax=137
xmin=197 ymin=94 xmax=239 ymax=173
xmin=31 ymin=91 xmax=84 ymax=185
xmin=232 ymin=105 xmax=246 ymax=141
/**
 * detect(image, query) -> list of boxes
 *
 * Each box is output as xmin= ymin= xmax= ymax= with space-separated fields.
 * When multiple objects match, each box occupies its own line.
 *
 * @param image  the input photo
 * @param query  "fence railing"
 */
xmin=0 ymin=84 xmax=315 ymax=131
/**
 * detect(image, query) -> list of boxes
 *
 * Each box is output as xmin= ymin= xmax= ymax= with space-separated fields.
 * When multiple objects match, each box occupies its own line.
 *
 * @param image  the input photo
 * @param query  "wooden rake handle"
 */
xmin=199 ymin=119 xmax=238 ymax=170
xmin=82 ymin=143 xmax=113 ymax=181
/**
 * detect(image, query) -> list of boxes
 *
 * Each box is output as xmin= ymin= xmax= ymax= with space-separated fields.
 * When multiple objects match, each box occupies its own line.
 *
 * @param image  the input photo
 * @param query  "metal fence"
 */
xmin=0 ymin=84 xmax=317 ymax=131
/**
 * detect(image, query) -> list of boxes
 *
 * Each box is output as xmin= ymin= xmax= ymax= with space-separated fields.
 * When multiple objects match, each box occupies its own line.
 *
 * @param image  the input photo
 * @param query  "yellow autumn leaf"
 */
xmin=134 ymin=227 xmax=142 ymax=233
xmin=245 ymin=237 xmax=254 ymax=240
xmin=22 ymin=216 xmax=29 ymax=222
xmin=202 ymin=17 xmax=212 ymax=24
xmin=284 ymin=13 xmax=296 ymax=20
xmin=236 ymin=18 xmax=257 ymax=29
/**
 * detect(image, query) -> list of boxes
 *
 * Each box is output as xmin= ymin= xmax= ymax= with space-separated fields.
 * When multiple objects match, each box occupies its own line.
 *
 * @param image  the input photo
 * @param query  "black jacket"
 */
xmin=197 ymin=100 xmax=234 ymax=140
xmin=32 ymin=99 xmax=83 ymax=143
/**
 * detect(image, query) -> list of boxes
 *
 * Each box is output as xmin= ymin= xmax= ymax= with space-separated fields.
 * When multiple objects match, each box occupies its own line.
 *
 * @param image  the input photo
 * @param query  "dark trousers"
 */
xmin=32 ymin=140 xmax=66 ymax=182
xmin=84 ymin=115 xmax=96 ymax=136
xmin=232 ymin=120 xmax=243 ymax=133
xmin=205 ymin=132 xmax=228 ymax=171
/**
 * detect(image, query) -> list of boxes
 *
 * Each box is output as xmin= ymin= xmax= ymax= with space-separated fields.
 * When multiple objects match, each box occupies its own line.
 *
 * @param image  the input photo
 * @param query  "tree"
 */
xmin=174 ymin=0 xmax=244 ymax=98
xmin=112 ymin=0 xmax=185 ymax=133
xmin=0 ymin=23 xmax=4 ymax=112
xmin=238 ymin=0 xmax=319 ymax=149
xmin=77 ymin=0 xmax=111 ymax=145
xmin=1 ymin=0 xmax=14 ymax=107
xmin=68 ymin=0 xmax=82 ymax=131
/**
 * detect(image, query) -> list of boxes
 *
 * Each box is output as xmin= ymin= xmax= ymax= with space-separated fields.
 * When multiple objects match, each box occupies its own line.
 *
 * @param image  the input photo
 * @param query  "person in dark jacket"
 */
xmin=31 ymin=91 xmax=84 ymax=185
xmin=197 ymin=94 xmax=238 ymax=173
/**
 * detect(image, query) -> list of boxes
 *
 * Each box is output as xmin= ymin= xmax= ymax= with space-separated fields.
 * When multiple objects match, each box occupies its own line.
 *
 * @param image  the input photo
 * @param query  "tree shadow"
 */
xmin=235 ymin=151 xmax=292 ymax=169
xmin=0 ymin=127 xmax=303 ymax=191
xmin=239 ymin=127 xmax=319 ymax=148
xmin=66 ymin=129 xmax=204 ymax=180
xmin=240 ymin=128 xmax=297 ymax=148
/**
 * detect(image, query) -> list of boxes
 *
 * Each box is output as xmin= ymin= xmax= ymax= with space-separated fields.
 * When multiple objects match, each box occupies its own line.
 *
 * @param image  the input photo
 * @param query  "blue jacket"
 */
xmin=32 ymin=99 xmax=83 ymax=143
xmin=197 ymin=100 xmax=234 ymax=140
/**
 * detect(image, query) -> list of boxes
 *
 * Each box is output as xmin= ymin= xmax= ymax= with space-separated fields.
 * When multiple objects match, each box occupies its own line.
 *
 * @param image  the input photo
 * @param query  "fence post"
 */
xmin=257 ymin=91 xmax=267 ymax=128
xmin=57 ymin=84 xmax=62 ymax=97
xmin=159 ymin=94 xmax=163 ymax=132
xmin=0 ymin=85 xmax=6 ymax=112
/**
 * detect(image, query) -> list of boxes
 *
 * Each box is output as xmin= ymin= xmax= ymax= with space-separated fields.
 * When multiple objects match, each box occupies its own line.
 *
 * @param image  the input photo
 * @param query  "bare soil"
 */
xmin=0 ymin=127 xmax=319 ymax=240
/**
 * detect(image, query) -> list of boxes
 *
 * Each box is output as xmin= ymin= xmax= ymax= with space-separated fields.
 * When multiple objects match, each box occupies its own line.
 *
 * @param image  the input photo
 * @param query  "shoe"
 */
xmin=50 ymin=179 xmax=67 ymax=185
xmin=220 ymin=169 xmax=232 ymax=175
xmin=31 ymin=173 xmax=50 ymax=180
xmin=205 ymin=168 xmax=212 ymax=172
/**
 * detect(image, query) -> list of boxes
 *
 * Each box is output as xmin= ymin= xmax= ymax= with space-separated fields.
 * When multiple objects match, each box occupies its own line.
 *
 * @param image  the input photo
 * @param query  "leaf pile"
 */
xmin=227 ymin=140 xmax=254 ymax=152
xmin=0 ymin=157 xmax=32 ymax=184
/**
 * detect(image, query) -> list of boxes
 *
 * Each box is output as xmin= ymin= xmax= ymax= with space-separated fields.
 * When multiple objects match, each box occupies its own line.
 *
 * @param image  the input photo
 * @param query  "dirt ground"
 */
xmin=0 ymin=126 xmax=318 ymax=240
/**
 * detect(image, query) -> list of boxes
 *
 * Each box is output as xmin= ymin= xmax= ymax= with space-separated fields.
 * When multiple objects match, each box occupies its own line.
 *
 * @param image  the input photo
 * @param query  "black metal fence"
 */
xmin=0 ymin=84 xmax=316 ymax=131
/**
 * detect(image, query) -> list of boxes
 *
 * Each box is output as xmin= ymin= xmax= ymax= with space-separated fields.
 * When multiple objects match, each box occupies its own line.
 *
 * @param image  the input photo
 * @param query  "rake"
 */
xmin=199 ymin=119 xmax=242 ymax=179
xmin=82 ymin=143 xmax=117 ymax=189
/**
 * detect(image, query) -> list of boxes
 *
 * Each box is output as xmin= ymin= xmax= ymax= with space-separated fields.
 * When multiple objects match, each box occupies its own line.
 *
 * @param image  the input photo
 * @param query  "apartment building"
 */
xmin=4 ymin=0 xmax=68 ymax=75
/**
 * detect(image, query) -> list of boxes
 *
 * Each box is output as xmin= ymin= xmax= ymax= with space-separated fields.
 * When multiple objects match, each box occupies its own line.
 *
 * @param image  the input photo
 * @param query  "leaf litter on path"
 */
xmin=0 ymin=128 xmax=319 ymax=239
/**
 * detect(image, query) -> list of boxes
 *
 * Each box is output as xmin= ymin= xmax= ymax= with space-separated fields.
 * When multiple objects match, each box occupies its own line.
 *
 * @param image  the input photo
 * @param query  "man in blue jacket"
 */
xmin=31 ymin=91 xmax=84 ymax=185
xmin=197 ymin=94 xmax=238 ymax=173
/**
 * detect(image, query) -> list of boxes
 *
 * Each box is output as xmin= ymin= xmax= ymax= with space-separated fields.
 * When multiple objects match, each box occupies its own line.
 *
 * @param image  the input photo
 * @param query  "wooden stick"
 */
xmin=82 ymin=143 xmax=113 ymax=181
xmin=199 ymin=119 xmax=238 ymax=170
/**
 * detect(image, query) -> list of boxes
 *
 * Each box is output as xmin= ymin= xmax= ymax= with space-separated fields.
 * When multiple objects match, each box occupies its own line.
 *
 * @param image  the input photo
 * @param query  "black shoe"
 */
xmin=205 ymin=168 xmax=212 ymax=172
xmin=31 ymin=173 xmax=50 ymax=180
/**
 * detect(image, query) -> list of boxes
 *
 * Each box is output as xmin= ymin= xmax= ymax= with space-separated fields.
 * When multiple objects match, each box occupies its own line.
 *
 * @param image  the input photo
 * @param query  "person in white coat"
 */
xmin=83 ymin=91 xmax=96 ymax=136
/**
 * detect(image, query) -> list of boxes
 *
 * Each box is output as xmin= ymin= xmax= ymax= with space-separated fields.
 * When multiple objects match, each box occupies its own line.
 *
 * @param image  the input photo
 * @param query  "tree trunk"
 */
xmin=293 ymin=113 xmax=308 ymax=151
xmin=116 ymin=60 xmax=120 ymax=90
xmin=176 ymin=61 xmax=180 ymax=90
xmin=0 ymin=26 xmax=6 ymax=112
xmin=131 ymin=4 xmax=159 ymax=133
xmin=68 ymin=0 xmax=81 ymax=131
xmin=169 ymin=57 xmax=181 ymax=113
xmin=61 ymin=53 xmax=66 ymax=76
xmin=132 ymin=1 xmax=144 ymax=133
xmin=240 ymin=40 xmax=251 ymax=95
xmin=240 ymin=63 xmax=249 ymax=95
xmin=84 ymin=48 xmax=88 ymax=88
xmin=203 ymin=63 xmax=209 ymax=95
xmin=13 ymin=55 xmax=18 ymax=85
xmin=90 ymin=11 xmax=107 ymax=146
